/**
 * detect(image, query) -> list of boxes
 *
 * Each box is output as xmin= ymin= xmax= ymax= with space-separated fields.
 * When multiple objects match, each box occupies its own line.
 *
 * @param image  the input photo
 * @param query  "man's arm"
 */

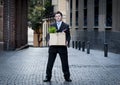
xmin=65 ymin=24 xmax=71 ymax=46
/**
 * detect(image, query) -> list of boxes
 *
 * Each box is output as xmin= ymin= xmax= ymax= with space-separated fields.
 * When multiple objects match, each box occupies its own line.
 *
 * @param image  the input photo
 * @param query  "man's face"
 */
xmin=55 ymin=14 xmax=62 ymax=22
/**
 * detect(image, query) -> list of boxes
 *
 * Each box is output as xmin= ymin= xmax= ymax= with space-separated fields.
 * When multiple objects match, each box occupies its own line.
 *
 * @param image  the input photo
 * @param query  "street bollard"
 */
xmin=78 ymin=41 xmax=81 ymax=50
xmin=75 ymin=41 xmax=78 ymax=49
xmin=87 ymin=41 xmax=90 ymax=54
xmin=82 ymin=41 xmax=85 ymax=51
xmin=72 ymin=41 xmax=74 ymax=48
xmin=104 ymin=43 xmax=108 ymax=57
xmin=67 ymin=41 xmax=70 ymax=47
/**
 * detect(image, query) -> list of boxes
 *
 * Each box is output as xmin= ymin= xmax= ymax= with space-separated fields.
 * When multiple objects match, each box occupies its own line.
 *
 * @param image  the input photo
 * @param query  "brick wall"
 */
xmin=0 ymin=5 xmax=3 ymax=42
xmin=15 ymin=0 xmax=28 ymax=48
xmin=21 ymin=0 xmax=28 ymax=46
xmin=3 ymin=0 xmax=16 ymax=50
xmin=3 ymin=0 xmax=28 ymax=50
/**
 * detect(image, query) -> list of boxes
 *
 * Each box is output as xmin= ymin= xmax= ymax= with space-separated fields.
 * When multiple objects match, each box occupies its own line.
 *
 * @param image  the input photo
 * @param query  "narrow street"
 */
xmin=0 ymin=47 xmax=120 ymax=85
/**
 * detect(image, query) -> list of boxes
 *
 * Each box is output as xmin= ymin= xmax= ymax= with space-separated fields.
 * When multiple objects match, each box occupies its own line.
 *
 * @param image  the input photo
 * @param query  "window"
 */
xmin=70 ymin=0 xmax=72 ymax=26
xmin=70 ymin=0 xmax=72 ymax=10
xmin=106 ymin=0 xmax=112 ymax=26
xmin=76 ymin=11 xmax=78 ymax=26
xmin=94 ymin=0 xmax=99 ymax=26
xmin=76 ymin=0 xmax=78 ymax=10
xmin=84 ymin=0 xmax=87 ymax=26
xmin=0 ymin=0 xmax=3 ymax=5
xmin=70 ymin=12 xmax=72 ymax=26
xmin=76 ymin=0 xmax=78 ymax=26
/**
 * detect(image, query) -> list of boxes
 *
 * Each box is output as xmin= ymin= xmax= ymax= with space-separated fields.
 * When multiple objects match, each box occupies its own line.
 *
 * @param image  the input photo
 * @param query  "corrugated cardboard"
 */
xmin=49 ymin=32 xmax=66 ymax=46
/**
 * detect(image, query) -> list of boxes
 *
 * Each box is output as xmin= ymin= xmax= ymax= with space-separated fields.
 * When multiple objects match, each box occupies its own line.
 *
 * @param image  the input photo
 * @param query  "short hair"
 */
xmin=54 ymin=11 xmax=63 ymax=17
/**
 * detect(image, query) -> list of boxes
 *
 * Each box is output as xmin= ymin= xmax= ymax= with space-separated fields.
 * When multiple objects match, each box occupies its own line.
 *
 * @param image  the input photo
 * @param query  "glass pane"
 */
xmin=76 ymin=11 xmax=78 ymax=26
xmin=70 ymin=0 xmax=72 ymax=10
xmin=84 ymin=0 xmax=87 ymax=26
xmin=70 ymin=12 xmax=72 ymax=26
xmin=106 ymin=0 xmax=112 ymax=26
xmin=70 ymin=0 xmax=72 ymax=26
xmin=94 ymin=0 xmax=99 ymax=26
xmin=0 ymin=0 xmax=3 ymax=5
xmin=76 ymin=0 xmax=78 ymax=11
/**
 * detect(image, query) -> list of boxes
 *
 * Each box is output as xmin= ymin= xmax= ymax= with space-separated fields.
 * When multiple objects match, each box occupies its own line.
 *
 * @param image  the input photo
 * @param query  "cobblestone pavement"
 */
xmin=0 ymin=42 xmax=3 ymax=51
xmin=0 ymin=47 xmax=120 ymax=85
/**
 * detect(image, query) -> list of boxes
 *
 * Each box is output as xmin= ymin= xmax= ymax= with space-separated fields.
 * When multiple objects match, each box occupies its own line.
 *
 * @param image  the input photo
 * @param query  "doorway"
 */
xmin=28 ymin=26 xmax=33 ymax=46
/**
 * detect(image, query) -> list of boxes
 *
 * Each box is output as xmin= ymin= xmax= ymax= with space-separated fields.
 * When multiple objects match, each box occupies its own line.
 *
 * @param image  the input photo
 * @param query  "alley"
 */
xmin=0 ymin=47 xmax=120 ymax=85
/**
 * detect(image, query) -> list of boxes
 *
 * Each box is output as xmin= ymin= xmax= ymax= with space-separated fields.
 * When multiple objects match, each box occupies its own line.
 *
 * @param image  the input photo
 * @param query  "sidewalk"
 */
xmin=0 ymin=42 xmax=3 ymax=51
xmin=0 ymin=47 xmax=120 ymax=85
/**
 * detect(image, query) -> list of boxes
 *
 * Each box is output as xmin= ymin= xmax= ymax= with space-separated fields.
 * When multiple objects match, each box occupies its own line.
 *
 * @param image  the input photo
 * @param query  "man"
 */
xmin=43 ymin=11 xmax=72 ymax=82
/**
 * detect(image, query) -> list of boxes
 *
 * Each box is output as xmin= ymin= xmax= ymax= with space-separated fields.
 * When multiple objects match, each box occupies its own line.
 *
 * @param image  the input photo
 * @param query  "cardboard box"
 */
xmin=49 ymin=32 xmax=66 ymax=46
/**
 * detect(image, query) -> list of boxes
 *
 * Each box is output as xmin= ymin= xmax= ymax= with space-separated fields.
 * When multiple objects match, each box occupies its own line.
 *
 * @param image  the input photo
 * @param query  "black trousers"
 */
xmin=46 ymin=46 xmax=70 ymax=80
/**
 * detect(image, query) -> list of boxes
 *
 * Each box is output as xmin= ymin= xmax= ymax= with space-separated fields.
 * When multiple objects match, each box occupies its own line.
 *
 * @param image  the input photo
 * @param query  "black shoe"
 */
xmin=43 ymin=78 xmax=51 ymax=82
xmin=65 ymin=78 xmax=72 ymax=82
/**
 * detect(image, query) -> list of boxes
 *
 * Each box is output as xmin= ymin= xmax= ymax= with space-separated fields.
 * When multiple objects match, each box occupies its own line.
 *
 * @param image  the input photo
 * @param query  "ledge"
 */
xmin=15 ymin=44 xmax=29 ymax=51
xmin=105 ymin=27 xmax=112 ymax=30
xmin=83 ymin=28 xmax=87 ymax=30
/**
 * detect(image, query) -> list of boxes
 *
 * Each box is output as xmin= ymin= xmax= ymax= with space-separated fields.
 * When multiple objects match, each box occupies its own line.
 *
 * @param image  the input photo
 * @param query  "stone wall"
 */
xmin=71 ymin=29 xmax=120 ymax=54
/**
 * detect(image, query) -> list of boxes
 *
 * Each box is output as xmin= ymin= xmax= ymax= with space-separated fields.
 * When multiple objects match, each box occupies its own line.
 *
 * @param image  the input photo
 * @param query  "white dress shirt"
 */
xmin=57 ymin=21 xmax=62 ymax=30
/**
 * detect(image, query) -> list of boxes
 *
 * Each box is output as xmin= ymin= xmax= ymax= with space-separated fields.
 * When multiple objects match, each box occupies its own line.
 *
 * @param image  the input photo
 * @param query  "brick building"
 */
xmin=0 ymin=0 xmax=3 ymax=50
xmin=0 ymin=0 xmax=28 ymax=51
xmin=0 ymin=2 xmax=3 ymax=42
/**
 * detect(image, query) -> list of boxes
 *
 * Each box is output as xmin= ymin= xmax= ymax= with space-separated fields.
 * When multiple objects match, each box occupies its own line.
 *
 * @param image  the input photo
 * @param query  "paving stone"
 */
xmin=0 ymin=47 xmax=120 ymax=85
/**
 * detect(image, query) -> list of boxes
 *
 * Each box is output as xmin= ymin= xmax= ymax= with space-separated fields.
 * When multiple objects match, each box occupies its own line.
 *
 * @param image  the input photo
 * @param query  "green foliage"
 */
xmin=44 ymin=0 xmax=53 ymax=18
xmin=28 ymin=0 xmax=45 ymax=30
xmin=48 ymin=26 xmax=57 ymax=33
xmin=28 ymin=0 xmax=53 ymax=31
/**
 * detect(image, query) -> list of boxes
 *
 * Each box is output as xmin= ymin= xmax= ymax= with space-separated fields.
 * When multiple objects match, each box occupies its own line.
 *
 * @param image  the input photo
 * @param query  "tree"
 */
xmin=28 ymin=0 xmax=54 ymax=46
xmin=28 ymin=0 xmax=53 ymax=32
xmin=43 ymin=0 xmax=54 ymax=18
xmin=28 ymin=0 xmax=45 ymax=32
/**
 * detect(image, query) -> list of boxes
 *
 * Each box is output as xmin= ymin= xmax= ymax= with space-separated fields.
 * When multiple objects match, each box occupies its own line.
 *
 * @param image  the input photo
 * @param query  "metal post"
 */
xmin=82 ymin=41 xmax=85 ymax=51
xmin=75 ymin=41 xmax=77 ymax=49
xmin=72 ymin=41 xmax=74 ymax=48
xmin=78 ymin=41 xmax=81 ymax=50
xmin=68 ymin=40 xmax=70 ymax=47
xmin=87 ymin=41 xmax=90 ymax=54
xmin=104 ymin=43 xmax=108 ymax=57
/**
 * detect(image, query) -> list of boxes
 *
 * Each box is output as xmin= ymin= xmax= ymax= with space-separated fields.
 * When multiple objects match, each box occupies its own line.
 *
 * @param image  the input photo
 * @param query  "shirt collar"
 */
xmin=57 ymin=21 xmax=62 ymax=25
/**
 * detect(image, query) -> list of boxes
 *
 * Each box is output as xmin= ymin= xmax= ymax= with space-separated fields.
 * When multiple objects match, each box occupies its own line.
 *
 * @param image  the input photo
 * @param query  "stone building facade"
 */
xmin=52 ymin=0 xmax=69 ymax=23
xmin=52 ymin=0 xmax=120 ymax=53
